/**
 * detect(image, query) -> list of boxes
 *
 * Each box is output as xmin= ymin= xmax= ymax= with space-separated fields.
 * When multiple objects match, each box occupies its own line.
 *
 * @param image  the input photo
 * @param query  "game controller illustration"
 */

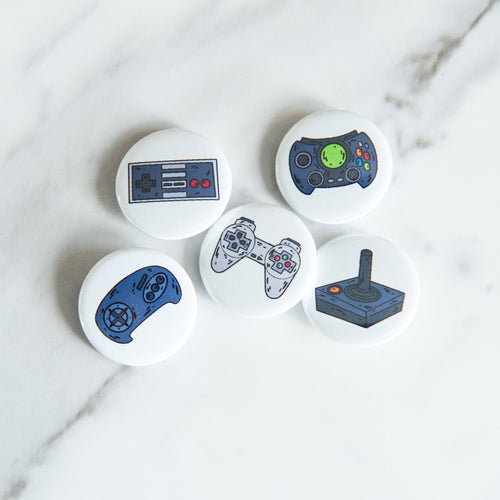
xmin=289 ymin=131 xmax=377 ymax=195
xmin=211 ymin=217 xmax=301 ymax=299
xmin=95 ymin=266 xmax=182 ymax=343
xmin=129 ymin=159 xmax=219 ymax=203
xmin=315 ymin=249 xmax=404 ymax=328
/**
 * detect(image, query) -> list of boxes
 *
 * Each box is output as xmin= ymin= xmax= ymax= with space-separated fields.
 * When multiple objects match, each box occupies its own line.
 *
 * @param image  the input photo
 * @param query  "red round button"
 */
xmin=201 ymin=179 xmax=210 ymax=188
xmin=190 ymin=179 xmax=199 ymax=188
xmin=274 ymin=255 xmax=280 ymax=261
xmin=363 ymin=152 xmax=370 ymax=160
xmin=285 ymin=261 xmax=291 ymax=268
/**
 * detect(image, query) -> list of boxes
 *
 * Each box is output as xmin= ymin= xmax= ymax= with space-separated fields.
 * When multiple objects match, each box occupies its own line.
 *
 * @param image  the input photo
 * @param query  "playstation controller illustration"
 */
xmin=211 ymin=217 xmax=301 ymax=299
xmin=95 ymin=266 xmax=182 ymax=343
xmin=129 ymin=159 xmax=219 ymax=203
xmin=315 ymin=249 xmax=404 ymax=328
xmin=289 ymin=130 xmax=377 ymax=195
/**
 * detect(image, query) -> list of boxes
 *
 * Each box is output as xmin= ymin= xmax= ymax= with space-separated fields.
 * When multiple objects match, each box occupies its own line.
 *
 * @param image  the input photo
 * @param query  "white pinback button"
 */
xmin=302 ymin=234 xmax=419 ymax=346
xmin=276 ymin=110 xmax=392 ymax=224
xmin=116 ymin=129 xmax=232 ymax=239
xmin=199 ymin=203 xmax=317 ymax=318
xmin=78 ymin=249 xmax=197 ymax=365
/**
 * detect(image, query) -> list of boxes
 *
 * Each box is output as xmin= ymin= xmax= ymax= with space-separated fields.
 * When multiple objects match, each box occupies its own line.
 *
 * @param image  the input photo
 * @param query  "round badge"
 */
xmin=199 ymin=203 xmax=317 ymax=318
xmin=302 ymin=234 xmax=419 ymax=346
xmin=276 ymin=110 xmax=392 ymax=224
xmin=78 ymin=249 xmax=197 ymax=365
xmin=116 ymin=129 xmax=232 ymax=239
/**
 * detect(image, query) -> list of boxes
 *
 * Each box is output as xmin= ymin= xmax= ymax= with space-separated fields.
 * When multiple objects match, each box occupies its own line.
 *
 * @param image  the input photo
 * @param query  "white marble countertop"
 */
xmin=2 ymin=0 xmax=500 ymax=498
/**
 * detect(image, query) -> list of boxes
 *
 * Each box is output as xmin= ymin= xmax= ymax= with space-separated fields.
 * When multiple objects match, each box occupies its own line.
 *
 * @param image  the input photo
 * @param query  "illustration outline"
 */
xmin=289 ymin=130 xmax=378 ymax=195
xmin=95 ymin=265 xmax=182 ymax=343
xmin=211 ymin=217 xmax=302 ymax=299
xmin=128 ymin=158 xmax=220 ymax=203
xmin=315 ymin=249 xmax=405 ymax=328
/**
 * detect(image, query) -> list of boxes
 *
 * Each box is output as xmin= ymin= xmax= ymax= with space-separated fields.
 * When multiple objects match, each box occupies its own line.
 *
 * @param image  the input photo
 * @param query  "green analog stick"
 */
xmin=320 ymin=143 xmax=346 ymax=169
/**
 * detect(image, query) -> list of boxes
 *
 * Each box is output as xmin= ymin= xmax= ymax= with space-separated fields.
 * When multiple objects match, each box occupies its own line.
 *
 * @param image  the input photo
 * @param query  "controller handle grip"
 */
xmin=211 ymin=239 xmax=242 ymax=273
xmin=264 ymin=268 xmax=297 ymax=299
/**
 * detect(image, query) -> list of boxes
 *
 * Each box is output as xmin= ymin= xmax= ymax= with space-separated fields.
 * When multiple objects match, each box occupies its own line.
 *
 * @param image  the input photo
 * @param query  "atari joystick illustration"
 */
xmin=315 ymin=249 xmax=405 ymax=328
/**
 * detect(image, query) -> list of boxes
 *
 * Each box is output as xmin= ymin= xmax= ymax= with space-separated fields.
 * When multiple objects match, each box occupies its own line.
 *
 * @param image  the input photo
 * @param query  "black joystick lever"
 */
xmin=357 ymin=249 xmax=373 ymax=292
xmin=344 ymin=249 xmax=381 ymax=302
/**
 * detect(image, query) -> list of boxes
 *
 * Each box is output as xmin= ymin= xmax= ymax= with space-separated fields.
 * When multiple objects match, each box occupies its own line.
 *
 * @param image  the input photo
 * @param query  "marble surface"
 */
xmin=1 ymin=0 xmax=500 ymax=498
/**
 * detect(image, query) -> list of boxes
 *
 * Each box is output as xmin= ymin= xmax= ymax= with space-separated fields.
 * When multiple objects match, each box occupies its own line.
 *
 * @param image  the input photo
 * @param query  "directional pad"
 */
xmin=135 ymin=173 xmax=156 ymax=193
xmin=269 ymin=249 xmax=296 ymax=274
xmin=103 ymin=302 xmax=134 ymax=333
xmin=224 ymin=229 xmax=251 ymax=253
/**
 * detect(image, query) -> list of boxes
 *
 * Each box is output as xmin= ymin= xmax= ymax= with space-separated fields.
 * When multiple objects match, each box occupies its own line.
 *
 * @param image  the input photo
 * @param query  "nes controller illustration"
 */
xmin=128 ymin=159 xmax=219 ymax=203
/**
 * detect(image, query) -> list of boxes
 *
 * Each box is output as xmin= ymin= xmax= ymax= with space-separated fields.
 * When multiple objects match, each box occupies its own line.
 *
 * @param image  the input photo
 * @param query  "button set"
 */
xmin=116 ymin=129 xmax=232 ymax=239
xmin=302 ymin=235 xmax=419 ymax=346
xmin=269 ymin=249 xmax=295 ymax=273
xmin=189 ymin=178 xmax=211 ymax=189
xmin=79 ymin=249 xmax=197 ymax=365
xmin=78 ymin=114 xmax=415 ymax=365
xmin=355 ymin=141 xmax=372 ymax=173
xmin=276 ymin=110 xmax=393 ymax=224
xmin=200 ymin=204 xmax=317 ymax=317
xmin=143 ymin=272 xmax=168 ymax=302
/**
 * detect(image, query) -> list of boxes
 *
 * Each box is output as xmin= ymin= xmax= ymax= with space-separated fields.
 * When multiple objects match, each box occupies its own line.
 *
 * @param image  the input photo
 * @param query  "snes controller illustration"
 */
xmin=315 ymin=249 xmax=404 ymax=328
xmin=211 ymin=217 xmax=301 ymax=299
xmin=289 ymin=130 xmax=377 ymax=195
xmin=129 ymin=159 xmax=219 ymax=203
xmin=95 ymin=266 xmax=182 ymax=343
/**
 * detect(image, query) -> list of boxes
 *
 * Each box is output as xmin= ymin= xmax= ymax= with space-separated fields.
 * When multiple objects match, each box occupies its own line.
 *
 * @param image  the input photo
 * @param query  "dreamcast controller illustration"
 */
xmin=289 ymin=130 xmax=377 ymax=195
xmin=129 ymin=159 xmax=219 ymax=203
xmin=315 ymin=249 xmax=404 ymax=328
xmin=211 ymin=217 xmax=301 ymax=299
xmin=95 ymin=266 xmax=182 ymax=344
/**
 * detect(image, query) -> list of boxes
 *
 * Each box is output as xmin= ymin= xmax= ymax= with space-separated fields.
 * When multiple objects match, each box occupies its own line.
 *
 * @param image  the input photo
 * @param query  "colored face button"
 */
xmin=115 ymin=129 xmax=232 ymax=240
xmin=78 ymin=249 xmax=197 ymax=365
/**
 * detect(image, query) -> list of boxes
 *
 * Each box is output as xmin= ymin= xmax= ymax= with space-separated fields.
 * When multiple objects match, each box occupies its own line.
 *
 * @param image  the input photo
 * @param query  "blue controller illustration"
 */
xmin=289 ymin=131 xmax=377 ymax=195
xmin=95 ymin=266 xmax=182 ymax=343
xmin=315 ymin=249 xmax=404 ymax=328
xmin=129 ymin=159 xmax=219 ymax=203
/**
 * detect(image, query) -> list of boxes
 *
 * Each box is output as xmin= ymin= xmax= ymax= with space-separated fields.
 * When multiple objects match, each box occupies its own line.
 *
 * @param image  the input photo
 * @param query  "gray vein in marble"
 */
xmin=409 ymin=0 xmax=497 ymax=91
xmin=385 ymin=0 xmax=498 ymax=156
xmin=2 ymin=366 xmax=129 ymax=500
